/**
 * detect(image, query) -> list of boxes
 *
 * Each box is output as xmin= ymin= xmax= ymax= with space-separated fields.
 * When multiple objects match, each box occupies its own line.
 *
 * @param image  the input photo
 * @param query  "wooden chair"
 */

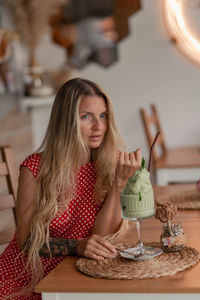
xmin=140 ymin=104 xmax=200 ymax=185
xmin=0 ymin=145 xmax=18 ymax=246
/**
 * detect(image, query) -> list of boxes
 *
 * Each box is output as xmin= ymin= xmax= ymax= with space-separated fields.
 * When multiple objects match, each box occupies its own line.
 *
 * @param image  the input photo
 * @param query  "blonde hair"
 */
xmin=22 ymin=78 xmax=124 ymax=292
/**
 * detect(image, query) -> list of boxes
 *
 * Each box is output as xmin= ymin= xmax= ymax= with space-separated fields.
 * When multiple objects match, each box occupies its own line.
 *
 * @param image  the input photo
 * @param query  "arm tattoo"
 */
xmin=23 ymin=236 xmax=79 ymax=257
xmin=39 ymin=238 xmax=79 ymax=257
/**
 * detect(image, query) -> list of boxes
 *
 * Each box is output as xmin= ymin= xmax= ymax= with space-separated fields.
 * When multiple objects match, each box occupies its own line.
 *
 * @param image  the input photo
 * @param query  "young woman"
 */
xmin=0 ymin=78 xmax=142 ymax=299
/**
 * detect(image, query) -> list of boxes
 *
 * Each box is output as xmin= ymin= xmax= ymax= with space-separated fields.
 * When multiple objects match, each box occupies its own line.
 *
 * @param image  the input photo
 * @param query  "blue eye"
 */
xmin=81 ymin=114 xmax=89 ymax=120
xmin=100 ymin=113 xmax=106 ymax=119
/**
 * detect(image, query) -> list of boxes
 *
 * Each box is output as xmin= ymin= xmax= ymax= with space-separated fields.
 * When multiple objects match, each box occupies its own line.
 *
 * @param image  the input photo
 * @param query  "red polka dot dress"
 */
xmin=0 ymin=153 xmax=101 ymax=299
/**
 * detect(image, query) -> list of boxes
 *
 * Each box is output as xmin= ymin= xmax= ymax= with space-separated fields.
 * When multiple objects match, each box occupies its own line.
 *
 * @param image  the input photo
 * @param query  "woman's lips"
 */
xmin=89 ymin=135 xmax=102 ymax=141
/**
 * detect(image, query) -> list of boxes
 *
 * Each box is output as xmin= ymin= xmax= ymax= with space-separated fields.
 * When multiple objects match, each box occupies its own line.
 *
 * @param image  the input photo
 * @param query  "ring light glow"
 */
xmin=163 ymin=0 xmax=200 ymax=66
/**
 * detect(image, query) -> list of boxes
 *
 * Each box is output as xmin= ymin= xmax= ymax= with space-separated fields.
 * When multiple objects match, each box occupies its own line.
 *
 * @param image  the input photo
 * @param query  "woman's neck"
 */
xmin=82 ymin=151 xmax=92 ymax=165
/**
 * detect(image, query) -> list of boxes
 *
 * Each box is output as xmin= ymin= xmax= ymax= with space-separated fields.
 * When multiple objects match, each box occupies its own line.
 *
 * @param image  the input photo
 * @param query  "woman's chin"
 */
xmin=88 ymin=141 xmax=102 ymax=149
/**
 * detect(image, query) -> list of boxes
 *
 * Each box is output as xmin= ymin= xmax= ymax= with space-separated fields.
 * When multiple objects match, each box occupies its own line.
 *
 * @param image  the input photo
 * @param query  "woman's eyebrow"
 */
xmin=79 ymin=111 xmax=93 ymax=115
xmin=79 ymin=110 xmax=108 ymax=115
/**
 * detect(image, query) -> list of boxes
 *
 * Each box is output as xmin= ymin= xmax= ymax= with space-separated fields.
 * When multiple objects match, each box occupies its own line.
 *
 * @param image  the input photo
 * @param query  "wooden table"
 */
xmin=35 ymin=184 xmax=200 ymax=300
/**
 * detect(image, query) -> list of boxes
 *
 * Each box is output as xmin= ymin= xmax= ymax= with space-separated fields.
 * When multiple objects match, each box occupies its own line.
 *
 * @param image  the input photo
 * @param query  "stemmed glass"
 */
xmin=120 ymin=131 xmax=163 ymax=261
xmin=120 ymin=192 xmax=163 ymax=261
xmin=120 ymin=212 xmax=162 ymax=261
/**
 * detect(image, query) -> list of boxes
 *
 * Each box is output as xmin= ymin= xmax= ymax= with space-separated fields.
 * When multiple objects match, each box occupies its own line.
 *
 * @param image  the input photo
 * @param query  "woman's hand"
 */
xmin=77 ymin=234 xmax=117 ymax=260
xmin=114 ymin=149 xmax=142 ymax=192
xmin=91 ymin=150 xmax=142 ymax=237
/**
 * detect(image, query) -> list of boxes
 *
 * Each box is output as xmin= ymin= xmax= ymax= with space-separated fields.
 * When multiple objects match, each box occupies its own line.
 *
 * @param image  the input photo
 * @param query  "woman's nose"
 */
xmin=92 ymin=117 xmax=102 ymax=129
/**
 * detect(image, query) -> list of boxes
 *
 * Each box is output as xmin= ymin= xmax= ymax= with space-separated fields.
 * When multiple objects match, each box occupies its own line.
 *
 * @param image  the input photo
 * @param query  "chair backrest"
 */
xmin=0 ymin=145 xmax=18 ymax=245
xmin=140 ymin=104 xmax=167 ymax=164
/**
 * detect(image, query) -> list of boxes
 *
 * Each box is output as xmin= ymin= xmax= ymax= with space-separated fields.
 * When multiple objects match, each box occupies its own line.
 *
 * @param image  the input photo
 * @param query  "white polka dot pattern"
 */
xmin=19 ymin=153 xmax=42 ymax=177
xmin=0 ymin=153 xmax=101 ymax=299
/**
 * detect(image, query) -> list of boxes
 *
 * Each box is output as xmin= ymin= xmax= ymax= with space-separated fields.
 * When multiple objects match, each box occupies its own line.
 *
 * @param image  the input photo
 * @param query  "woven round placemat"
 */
xmin=76 ymin=243 xmax=199 ymax=280
xmin=156 ymin=190 xmax=200 ymax=209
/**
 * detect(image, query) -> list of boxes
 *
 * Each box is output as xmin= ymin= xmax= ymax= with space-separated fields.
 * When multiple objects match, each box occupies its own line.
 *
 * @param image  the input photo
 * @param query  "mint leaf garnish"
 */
xmin=141 ymin=157 xmax=146 ymax=169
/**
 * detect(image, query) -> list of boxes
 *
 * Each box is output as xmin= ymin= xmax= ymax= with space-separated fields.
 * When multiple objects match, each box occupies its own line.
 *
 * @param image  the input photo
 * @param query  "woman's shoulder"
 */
xmin=20 ymin=152 xmax=42 ymax=178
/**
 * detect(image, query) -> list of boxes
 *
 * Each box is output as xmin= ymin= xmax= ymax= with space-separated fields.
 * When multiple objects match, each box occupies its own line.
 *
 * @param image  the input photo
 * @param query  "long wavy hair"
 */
xmin=21 ymin=78 xmax=124 ymax=292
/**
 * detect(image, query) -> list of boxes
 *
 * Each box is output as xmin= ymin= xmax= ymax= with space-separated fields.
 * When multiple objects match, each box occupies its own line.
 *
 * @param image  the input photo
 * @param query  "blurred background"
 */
xmin=0 ymin=0 xmax=200 ymax=166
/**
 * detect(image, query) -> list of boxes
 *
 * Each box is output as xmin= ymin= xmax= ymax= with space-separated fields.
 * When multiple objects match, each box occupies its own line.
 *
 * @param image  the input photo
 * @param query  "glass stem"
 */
xmin=135 ymin=220 xmax=144 ymax=252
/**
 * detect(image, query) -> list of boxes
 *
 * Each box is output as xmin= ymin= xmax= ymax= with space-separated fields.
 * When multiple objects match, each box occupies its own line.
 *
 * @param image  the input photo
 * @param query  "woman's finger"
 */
xmin=90 ymin=253 xmax=104 ymax=260
xmin=89 ymin=239 xmax=113 ymax=256
xmin=116 ymin=151 xmax=120 ymax=164
xmin=135 ymin=148 xmax=142 ymax=165
xmin=83 ymin=236 xmax=117 ymax=259
xmin=119 ymin=151 xmax=125 ymax=165
xmin=92 ymin=247 xmax=116 ymax=259
xmin=124 ymin=152 xmax=130 ymax=165
xmin=93 ymin=234 xmax=116 ymax=254
xmin=129 ymin=151 xmax=136 ymax=165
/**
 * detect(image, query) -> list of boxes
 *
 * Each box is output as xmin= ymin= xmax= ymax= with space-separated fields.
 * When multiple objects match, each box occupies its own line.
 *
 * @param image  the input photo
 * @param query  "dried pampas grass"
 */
xmin=6 ymin=0 xmax=65 ymax=66
xmin=46 ymin=65 xmax=73 ymax=92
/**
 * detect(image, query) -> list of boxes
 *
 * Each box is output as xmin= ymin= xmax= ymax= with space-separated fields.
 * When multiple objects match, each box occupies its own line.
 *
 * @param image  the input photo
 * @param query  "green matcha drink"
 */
xmin=120 ymin=159 xmax=154 ymax=219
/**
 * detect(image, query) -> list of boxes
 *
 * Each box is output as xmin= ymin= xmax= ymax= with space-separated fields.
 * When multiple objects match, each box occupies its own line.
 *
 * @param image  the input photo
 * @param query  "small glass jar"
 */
xmin=160 ymin=223 xmax=186 ymax=252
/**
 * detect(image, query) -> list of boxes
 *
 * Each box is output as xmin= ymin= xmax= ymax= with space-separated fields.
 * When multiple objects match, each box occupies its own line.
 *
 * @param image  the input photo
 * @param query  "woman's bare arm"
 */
xmin=92 ymin=181 xmax=122 ymax=236
xmin=16 ymin=166 xmax=38 ymax=249
xmin=24 ymin=234 xmax=116 ymax=260
xmin=24 ymin=236 xmax=79 ymax=257
xmin=17 ymin=167 xmax=116 ymax=260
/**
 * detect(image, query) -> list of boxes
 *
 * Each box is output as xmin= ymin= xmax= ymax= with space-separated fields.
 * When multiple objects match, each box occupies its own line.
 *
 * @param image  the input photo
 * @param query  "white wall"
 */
xmin=2 ymin=0 xmax=200 ymax=161
xmin=72 ymin=0 xmax=200 ymax=160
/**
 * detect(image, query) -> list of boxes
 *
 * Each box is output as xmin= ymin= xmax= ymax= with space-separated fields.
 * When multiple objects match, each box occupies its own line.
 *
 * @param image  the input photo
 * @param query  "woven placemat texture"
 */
xmin=76 ymin=244 xmax=199 ymax=280
xmin=156 ymin=190 xmax=200 ymax=209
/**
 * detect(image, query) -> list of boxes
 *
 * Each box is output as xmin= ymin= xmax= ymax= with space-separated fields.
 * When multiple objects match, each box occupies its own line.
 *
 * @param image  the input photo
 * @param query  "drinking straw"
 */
xmin=148 ymin=131 xmax=160 ymax=172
